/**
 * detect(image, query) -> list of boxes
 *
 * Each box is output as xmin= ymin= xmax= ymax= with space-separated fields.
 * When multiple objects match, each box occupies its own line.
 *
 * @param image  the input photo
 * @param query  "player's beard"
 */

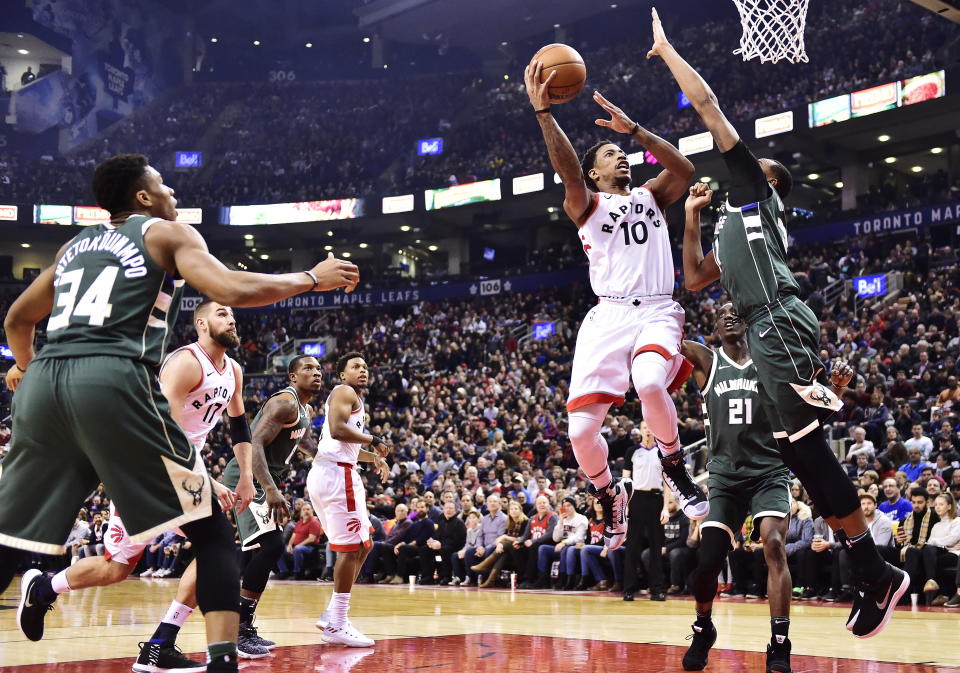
xmin=211 ymin=327 xmax=241 ymax=349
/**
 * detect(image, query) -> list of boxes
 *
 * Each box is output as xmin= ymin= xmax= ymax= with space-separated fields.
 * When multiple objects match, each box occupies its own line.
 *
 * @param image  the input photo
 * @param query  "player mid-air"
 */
xmin=524 ymin=57 xmax=707 ymax=551
xmin=13 ymin=299 xmax=256 ymax=673
xmin=307 ymin=352 xmax=390 ymax=647
xmin=649 ymin=8 xmax=908 ymax=637
xmin=0 ymin=153 xmax=359 ymax=673
xmin=221 ymin=354 xmax=322 ymax=658
xmin=678 ymin=291 xmax=855 ymax=673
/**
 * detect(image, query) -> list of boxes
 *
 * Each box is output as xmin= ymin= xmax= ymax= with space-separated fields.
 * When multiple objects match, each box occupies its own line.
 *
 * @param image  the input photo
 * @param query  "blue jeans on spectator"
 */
xmin=451 ymin=550 xmax=470 ymax=580
xmin=537 ymin=544 xmax=562 ymax=574
xmin=580 ymin=545 xmax=624 ymax=583
xmin=462 ymin=546 xmax=484 ymax=582
xmin=277 ymin=544 xmax=320 ymax=576
xmin=561 ymin=545 xmax=580 ymax=576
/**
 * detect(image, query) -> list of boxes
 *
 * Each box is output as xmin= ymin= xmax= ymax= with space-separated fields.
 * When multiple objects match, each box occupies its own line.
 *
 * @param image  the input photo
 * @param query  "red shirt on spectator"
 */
xmin=291 ymin=516 xmax=323 ymax=546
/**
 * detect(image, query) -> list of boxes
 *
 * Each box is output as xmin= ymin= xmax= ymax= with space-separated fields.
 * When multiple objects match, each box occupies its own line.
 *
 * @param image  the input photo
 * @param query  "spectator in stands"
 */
xmin=65 ymin=510 xmax=90 ymax=567
xmin=905 ymin=423 xmax=934 ymax=460
xmin=904 ymin=493 xmax=960 ymax=605
xmin=862 ymin=391 xmax=891 ymax=446
xmin=369 ymin=503 xmax=410 ymax=583
xmin=394 ymin=499 xmax=436 ymax=583
xmin=900 ymin=446 xmax=933 ymax=483
xmin=827 ymin=493 xmax=894 ymax=602
xmin=878 ymin=478 xmax=913 ymax=523
xmin=423 ymin=500 xmax=466 ymax=586
xmin=643 ymin=493 xmax=689 ymax=599
xmin=461 ymin=493 xmax=507 ymax=587
xmin=535 ymin=496 xmax=587 ymax=591
xmin=514 ymin=495 xmax=558 ymax=589
xmin=471 ymin=499 xmax=527 ymax=587
xmin=579 ymin=499 xmax=623 ymax=591
xmin=77 ymin=512 xmax=108 ymax=559
xmin=20 ymin=66 xmax=35 ymax=86
xmin=451 ymin=511 xmax=482 ymax=585
xmin=423 ymin=491 xmax=443 ymax=522
xmin=832 ymin=392 xmax=864 ymax=439
xmin=784 ymin=499 xmax=814 ymax=589
xmin=936 ymin=376 xmax=960 ymax=408
xmin=277 ymin=503 xmax=323 ymax=580
xmin=845 ymin=426 xmax=876 ymax=463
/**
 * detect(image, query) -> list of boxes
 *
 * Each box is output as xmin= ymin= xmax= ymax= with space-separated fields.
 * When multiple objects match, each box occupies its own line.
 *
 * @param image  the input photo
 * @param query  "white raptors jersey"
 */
xmin=315 ymin=385 xmax=365 ymax=464
xmin=161 ymin=342 xmax=237 ymax=448
xmin=578 ymin=186 xmax=674 ymax=297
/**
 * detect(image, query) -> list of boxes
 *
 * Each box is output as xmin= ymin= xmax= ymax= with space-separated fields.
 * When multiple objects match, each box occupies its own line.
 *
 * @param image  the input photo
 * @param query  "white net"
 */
xmin=731 ymin=0 xmax=810 ymax=64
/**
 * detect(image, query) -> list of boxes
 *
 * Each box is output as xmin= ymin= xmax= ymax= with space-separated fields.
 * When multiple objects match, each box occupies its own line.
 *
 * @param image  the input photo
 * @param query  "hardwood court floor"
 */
xmin=1 ymin=577 xmax=958 ymax=672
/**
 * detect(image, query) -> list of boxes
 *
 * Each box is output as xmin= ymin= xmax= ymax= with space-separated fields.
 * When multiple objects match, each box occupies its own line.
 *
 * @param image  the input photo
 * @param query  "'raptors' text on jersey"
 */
xmin=578 ymin=186 xmax=673 ymax=297
xmin=315 ymin=385 xmax=365 ymax=465
xmin=160 ymin=342 xmax=237 ymax=448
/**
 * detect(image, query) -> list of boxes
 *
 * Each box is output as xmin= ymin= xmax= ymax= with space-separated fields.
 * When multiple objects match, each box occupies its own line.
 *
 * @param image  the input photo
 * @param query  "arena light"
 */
xmin=503 ymin=74 xmax=509 ymax=80
xmin=428 ymin=245 xmax=439 ymax=252
xmin=259 ymin=254 xmax=269 ymax=260
xmin=305 ymin=42 xmax=313 ymax=48
xmin=327 ymin=230 xmax=334 ymax=236
xmin=324 ymin=245 xmax=333 ymax=251
xmin=359 ymin=243 xmax=368 ymax=249
xmin=253 ymin=40 xmax=260 ymax=46
xmin=883 ymin=157 xmax=897 ymax=164
xmin=243 ymin=234 xmax=254 ymax=240
xmin=210 ymin=37 xmax=218 ymax=43
xmin=806 ymin=173 xmax=820 ymax=180
xmin=17 ymin=49 xmax=29 ymax=55
xmin=699 ymin=176 xmax=711 ymax=183
xmin=501 ymin=41 xmax=508 ymax=46
xmin=911 ymin=166 xmax=923 ymax=173
xmin=931 ymin=147 xmax=943 ymax=154
xmin=342 ymin=252 xmax=352 ymax=258
xmin=877 ymin=134 xmax=891 ymax=142
xmin=20 ymin=243 xmax=30 ymax=248
xmin=363 ymin=37 xmax=371 ymax=43
xmin=835 ymin=181 xmax=844 ymax=189
xmin=400 ymin=225 xmax=411 ymax=231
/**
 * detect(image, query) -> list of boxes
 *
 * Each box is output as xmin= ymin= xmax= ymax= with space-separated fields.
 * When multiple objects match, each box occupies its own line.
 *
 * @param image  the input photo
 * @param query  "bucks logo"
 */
xmin=181 ymin=477 xmax=205 ymax=506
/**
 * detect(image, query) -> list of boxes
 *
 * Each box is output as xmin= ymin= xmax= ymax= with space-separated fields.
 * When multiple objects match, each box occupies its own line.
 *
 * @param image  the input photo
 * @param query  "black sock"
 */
xmin=771 ymin=617 xmax=790 ymax=643
xmin=150 ymin=621 xmax=180 ymax=648
xmin=695 ymin=609 xmax=712 ymax=627
xmin=238 ymin=596 xmax=258 ymax=627
xmin=843 ymin=530 xmax=887 ymax=582
xmin=34 ymin=573 xmax=57 ymax=604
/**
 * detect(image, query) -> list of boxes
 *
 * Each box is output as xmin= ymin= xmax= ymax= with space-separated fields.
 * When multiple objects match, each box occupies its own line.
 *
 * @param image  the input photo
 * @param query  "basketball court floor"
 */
xmin=1 ymin=578 xmax=957 ymax=672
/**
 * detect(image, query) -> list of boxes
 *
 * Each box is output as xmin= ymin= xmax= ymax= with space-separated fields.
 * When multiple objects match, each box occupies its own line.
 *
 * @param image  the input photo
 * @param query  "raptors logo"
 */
xmin=346 ymin=519 xmax=362 ymax=534
xmin=181 ymin=476 xmax=205 ymax=506
xmin=109 ymin=526 xmax=125 ymax=544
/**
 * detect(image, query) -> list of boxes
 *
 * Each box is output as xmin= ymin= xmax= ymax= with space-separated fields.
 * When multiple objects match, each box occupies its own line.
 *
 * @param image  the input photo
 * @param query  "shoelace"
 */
xmin=662 ymin=467 xmax=699 ymax=499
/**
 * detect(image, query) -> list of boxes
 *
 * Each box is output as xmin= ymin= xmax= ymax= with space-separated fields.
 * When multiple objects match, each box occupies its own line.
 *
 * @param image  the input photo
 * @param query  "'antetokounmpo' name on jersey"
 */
xmin=55 ymin=231 xmax=148 ymax=279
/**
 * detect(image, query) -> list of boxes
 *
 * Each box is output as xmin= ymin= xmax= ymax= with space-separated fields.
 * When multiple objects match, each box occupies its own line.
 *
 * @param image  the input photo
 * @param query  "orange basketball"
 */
xmin=532 ymin=43 xmax=586 ymax=104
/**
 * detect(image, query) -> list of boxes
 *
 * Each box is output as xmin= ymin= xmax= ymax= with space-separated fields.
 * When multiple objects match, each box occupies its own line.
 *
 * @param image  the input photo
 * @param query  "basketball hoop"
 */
xmin=730 ymin=0 xmax=810 ymax=64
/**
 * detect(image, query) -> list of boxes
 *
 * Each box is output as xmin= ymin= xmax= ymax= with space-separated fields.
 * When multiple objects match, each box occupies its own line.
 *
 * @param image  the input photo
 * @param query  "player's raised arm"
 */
xmin=524 ymin=61 xmax=592 ymax=225
xmin=227 ymin=361 xmax=255 ymax=513
xmin=250 ymin=394 xmax=297 ymax=521
xmin=646 ymin=8 xmax=739 ymax=153
xmin=146 ymin=220 xmax=360 ymax=307
xmin=680 ymin=339 xmax=715 ymax=390
xmin=592 ymin=90 xmax=693 ymax=210
xmin=682 ymin=183 xmax=721 ymax=291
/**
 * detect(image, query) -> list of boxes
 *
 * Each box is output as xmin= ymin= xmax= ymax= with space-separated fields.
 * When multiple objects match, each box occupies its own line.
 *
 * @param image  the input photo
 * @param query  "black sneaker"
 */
xmin=237 ymin=626 xmax=271 ymax=659
xmin=132 ymin=641 xmax=207 ymax=673
xmin=797 ymin=588 xmax=818 ymax=601
xmin=17 ymin=569 xmax=56 ymax=642
xmin=659 ymin=449 xmax=709 ymax=520
xmin=246 ymin=618 xmax=276 ymax=650
xmin=588 ymin=478 xmax=634 ymax=550
xmin=682 ymin=621 xmax=717 ymax=671
xmin=765 ymin=637 xmax=792 ymax=673
xmin=847 ymin=563 xmax=909 ymax=638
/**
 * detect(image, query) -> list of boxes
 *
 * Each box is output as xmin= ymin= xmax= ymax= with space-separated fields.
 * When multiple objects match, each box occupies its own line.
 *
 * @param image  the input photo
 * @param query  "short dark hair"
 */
xmin=92 ymin=154 xmax=149 ymax=216
xmin=288 ymin=354 xmax=315 ymax=373
xmin=764 ymin=158 xmax=793 ymax=200
xmin=193 ymin=298 xmax=216 ymax=322
xmin=909 ymin=487 xmax=928 ymax=499
xmin=337 ymin=351 xmax=365 ymax=374
xmin=580 ymin=139 xmax=615 ymax=192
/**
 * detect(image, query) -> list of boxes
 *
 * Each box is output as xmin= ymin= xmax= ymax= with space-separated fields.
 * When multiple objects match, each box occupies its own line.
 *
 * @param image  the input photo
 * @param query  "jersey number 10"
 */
xmin=728 ymin=398 xmax=753 ymax=425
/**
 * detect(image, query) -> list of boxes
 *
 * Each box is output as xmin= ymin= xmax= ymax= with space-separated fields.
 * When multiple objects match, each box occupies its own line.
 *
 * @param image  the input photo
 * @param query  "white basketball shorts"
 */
xmin=567 ymin=296 xmax=686 ymax=412
xmin=103 ymin=503 xmax=148 ymax=566
xmin=306 ymin=460 xmax=372 ymax=552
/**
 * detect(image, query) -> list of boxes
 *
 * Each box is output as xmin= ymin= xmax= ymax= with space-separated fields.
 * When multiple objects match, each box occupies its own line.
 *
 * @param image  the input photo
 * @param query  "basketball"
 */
xmin=531 ymin=43 xmax=586 ymax=103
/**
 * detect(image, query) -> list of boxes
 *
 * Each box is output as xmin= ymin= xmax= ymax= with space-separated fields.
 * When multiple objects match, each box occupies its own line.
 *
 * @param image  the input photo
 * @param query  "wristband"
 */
xmin=14 ymin=364 xmax=27 ymax=374
xmin=629 ymin=122 xmax=640 ymax=135
xmin=228 ymin=414 xmax=252 ymax=444
xmin=370 ymin=434 xmax=384 ymax=447
xmin=535 ymin=107 xmax=551 ymax=115
xmin=303 ymin=270 xmax=319 ymax=290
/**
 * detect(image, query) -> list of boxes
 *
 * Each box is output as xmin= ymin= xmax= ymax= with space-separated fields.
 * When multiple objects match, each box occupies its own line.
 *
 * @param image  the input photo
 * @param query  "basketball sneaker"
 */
xmin=321 ymin=622 xmax=375 ymax=648
xmin=765 ymin=637 xmax=792 ymax=673
xmin=132 ymin=641 xmax=206 ymax=673
xmin=681 ymin=620 xmax=717 ymax=671
xmin=846 ymin=563 xmax=909 ymax=638
xmin=17 ymin=569 xmax=56 ymax=642
xmin=315 ymin=609 xmax=331 ymax=629
xmin=659 ymin=449 xmax=709 ymax=520
xmin=245 ymin=617 xmax=276 ymax=650
xmin=237 ymin=626 xmax=271 ymax=659
xmin=588 ymin=478 xmax=633 ymax=550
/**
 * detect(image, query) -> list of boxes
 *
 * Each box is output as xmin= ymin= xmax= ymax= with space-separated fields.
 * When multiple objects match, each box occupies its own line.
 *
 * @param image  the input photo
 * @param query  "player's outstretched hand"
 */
xmin=524 ymin=60 xmax=556 ymax=110
xmin=830 ymin=360 xmax=854 ymax=390
xmin=685 ymin=182 xmax=713 ymax=212
xmin=592 ymin=91 xmax=636 ymax=134
xmin=212 ymin=479 xmax=239 ymax=512
xmin=646 ymin=7 xmax=671 ymax=60
xmin=310 ymin=252 xmax=360 ymax=293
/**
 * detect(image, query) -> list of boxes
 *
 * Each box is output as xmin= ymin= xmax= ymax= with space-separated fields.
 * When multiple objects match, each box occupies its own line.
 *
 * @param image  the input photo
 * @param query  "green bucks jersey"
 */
xmin=713 ymin=189 xmax=799 ymax=321
xmin=39 ymin=215 xmax=183 ymax=366
xmin=702 ymin=347 xmax=785 ymax=485
xmin=252 ymin=386 xmax=310 ymax=481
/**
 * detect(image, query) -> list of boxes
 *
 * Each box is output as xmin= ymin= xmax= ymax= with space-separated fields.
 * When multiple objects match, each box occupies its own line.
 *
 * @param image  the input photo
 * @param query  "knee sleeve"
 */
xmin=693 ymin=527 xmax=731 ymax=604
xmin=181 ymin=508 xmax=240 ymax=614
xmin=784 ymin=434 xmax=859 ymax=519
xmin=630 ymin=353 xmax=680 ymax=445
xmin=567 ymin=410 xmax=610 ymax=484
xmin=631 ymin=352 xmax=671 ymax=400
xmin=241 ymin=530 xmax=284 ymax=594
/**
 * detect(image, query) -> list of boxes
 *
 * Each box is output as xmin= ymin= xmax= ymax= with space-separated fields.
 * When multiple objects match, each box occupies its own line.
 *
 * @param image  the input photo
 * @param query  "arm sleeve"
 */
xmin=721 ymin=140 xmax=769 ymax=207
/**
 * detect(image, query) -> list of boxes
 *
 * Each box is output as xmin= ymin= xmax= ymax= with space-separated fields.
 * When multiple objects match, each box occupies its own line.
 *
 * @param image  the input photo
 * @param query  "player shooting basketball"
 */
xmin=524 ymin=58 xmax=706 ymax=556
xmin=647 ymin=7 xmax=908 ymax=639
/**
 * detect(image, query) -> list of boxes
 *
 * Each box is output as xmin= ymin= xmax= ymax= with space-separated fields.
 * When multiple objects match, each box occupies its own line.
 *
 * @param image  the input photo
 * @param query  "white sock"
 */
xmin=52 ymin=569 xmax=72 ymax=595
xmin=631 ymin=353 xmax=681 ymax=454
xmin=162 ymin=600 xmax=194 ymax=627
xmin=329 ymin=591 xmax=351 ymax=628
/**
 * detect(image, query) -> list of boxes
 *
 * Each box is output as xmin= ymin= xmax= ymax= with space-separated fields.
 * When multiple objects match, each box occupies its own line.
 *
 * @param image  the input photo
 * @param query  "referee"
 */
xmin=622 ymin=421 xmax=669 ymax=601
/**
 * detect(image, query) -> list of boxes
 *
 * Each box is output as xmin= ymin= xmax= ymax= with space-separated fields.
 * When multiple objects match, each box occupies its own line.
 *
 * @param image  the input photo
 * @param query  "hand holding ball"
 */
xmin=529 ymin=44 xmax=586 ymax=104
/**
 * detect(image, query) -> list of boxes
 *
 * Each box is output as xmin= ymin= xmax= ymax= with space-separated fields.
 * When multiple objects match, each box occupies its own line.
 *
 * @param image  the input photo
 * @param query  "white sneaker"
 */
xmin=321 ymin=622 xmax=375 ymax=648
xmin=140 ymin=569 xmax=155 ymax=577
xmin=591 ymin=478 xmax=634 ymax=550
xmin=315 ymin=609 xmax=331 ymax=629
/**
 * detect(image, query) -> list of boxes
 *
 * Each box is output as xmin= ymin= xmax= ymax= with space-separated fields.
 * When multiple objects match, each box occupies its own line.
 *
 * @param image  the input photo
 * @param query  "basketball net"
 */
xmin=731 ymin=0 xmax=810 ymax=64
